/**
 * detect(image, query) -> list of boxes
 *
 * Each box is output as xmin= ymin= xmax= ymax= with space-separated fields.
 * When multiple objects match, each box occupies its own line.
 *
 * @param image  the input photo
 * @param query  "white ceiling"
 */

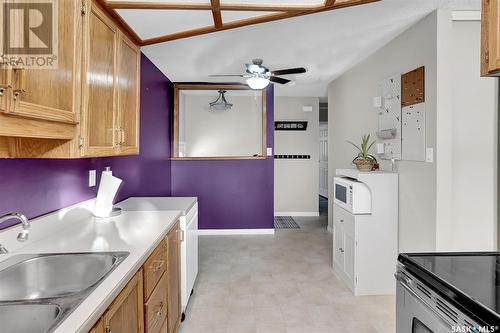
xmin=120 ymin=0 xmax=481 ymax=97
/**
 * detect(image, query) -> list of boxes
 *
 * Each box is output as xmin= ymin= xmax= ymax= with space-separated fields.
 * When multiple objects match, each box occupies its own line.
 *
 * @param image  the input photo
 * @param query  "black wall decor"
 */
xmin=274 ymin=121 xmax=308 ymax=131
xmin=274 ymin=155 xmax=311 ymax=159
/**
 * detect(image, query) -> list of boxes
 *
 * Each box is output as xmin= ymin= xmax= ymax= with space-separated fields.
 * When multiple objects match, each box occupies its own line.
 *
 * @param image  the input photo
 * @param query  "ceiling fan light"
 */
xmin=246 ymin=77 xmax=270 ymax=90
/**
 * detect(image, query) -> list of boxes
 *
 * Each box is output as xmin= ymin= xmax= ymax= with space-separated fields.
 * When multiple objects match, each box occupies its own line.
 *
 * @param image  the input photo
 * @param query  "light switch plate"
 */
xmin=425 ymin=148 xmax=434 ymax=163
xmin=267 ymin=147 xmax=273 ymax=156
xmin=89 ymin=170 xmax=96 ymax=187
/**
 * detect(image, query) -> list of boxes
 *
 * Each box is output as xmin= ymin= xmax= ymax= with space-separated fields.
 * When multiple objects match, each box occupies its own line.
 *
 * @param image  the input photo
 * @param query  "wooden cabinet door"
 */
xmin=81 ymin=0 xmax=118 ymax=157
xmin=89 ymin=319 xmax=104 ymax=333
xmin=488 ymin=0 xmax=500 ymax=72
xmin=116 ymin=33 xmax=140 ymax=155
xmin=7 ymin=0 xmax=81 ymax=125
xmin=103 ymin=270 xmax=144 ymax=333
xmin=0 ymin=68 xmax=12 ymax=113
xmin=166 ymin=223 xmax=181 ymax=333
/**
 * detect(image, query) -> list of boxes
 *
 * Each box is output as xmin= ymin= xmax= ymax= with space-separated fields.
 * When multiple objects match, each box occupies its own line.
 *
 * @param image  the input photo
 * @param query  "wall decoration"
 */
xmin=376 ymin=73 xmax=402 ymax=160
xmin=401 ymin=66 xmax=426 ymax=161
xmin=274 ymin=121 xmax=308 ymax=131
xmin=402 ymin=103 xmax=426 ymax=161
xmin=274 ymin=154 xmax=311 ymax=159
xmin=402 ymin=66 xmax=425 ymax=107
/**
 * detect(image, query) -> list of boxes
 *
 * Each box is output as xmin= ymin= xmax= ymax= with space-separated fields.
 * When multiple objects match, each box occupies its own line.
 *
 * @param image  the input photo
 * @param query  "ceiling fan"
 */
xmin=209 ymin=59 xmax=307 ymax=90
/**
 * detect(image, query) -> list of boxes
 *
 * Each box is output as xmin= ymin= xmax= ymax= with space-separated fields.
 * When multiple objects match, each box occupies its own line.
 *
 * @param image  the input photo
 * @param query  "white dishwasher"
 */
xmin=117 ymin=197 xmax=199 ymax=319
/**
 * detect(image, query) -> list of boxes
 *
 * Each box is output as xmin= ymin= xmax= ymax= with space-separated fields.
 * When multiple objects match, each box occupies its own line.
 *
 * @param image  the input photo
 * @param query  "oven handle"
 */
xmin=395 ymin=272 xmax=453 ymax=327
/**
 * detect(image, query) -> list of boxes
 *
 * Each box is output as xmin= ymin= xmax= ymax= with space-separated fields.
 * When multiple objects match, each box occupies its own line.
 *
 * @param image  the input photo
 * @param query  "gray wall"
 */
xmin=328 ymin=10 xmax=498 ymax=252
xmin=274 ymin=97 xmax=320 ymax=215
xmin=328 ymin=12 xmax=438 ymax=253
xmin=436 ymin=18 xmax=497 ymax=250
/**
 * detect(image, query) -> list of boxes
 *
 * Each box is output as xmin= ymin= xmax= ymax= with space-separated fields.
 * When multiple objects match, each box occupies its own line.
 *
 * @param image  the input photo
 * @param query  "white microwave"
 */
xmin=333 ymin=177 xmax=371 ymax=214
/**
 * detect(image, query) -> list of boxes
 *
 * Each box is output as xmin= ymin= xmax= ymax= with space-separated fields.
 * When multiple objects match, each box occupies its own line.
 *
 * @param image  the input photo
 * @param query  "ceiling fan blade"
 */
xmin=271 ymin=67 xmax=306 ymax=76
xmin=208 ymin=74 xmax=245 ymax=77
xmin=269 ymin=76 xmax=291 ymax=85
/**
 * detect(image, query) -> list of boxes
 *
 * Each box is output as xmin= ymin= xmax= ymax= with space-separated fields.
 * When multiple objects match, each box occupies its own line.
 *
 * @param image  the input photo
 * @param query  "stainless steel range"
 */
xmin=396 ymin=253 xmax=500 ymax=333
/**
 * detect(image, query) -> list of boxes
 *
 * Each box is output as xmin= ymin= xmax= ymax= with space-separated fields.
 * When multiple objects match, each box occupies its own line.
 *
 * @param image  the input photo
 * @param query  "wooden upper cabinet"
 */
xmin=166 ymin=223 xmax=182 ymax=333
xmin=7 ymin=0 xmax=82 ymax=124
xmin=103 ymin=270 xmax=144 ymax=333
xmin=0 ymin=0 xmax=140 ymax=158
xmin=0 ymin=69 xmax=11 ymax=113
xmin=482 ymin=0 xmax=500 ymax=75
xmin=116 ymin=33 xmax=140 ymax=155
xmin=80 ymin=0 xmax=140 ymax=157
xmin=81 ymin=0 xmax=118 ymax=157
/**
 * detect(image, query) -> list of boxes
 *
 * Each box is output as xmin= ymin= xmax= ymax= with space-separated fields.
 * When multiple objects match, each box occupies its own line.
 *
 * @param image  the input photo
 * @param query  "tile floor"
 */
xmin=180 ymin=215 xmax=395 ymax=333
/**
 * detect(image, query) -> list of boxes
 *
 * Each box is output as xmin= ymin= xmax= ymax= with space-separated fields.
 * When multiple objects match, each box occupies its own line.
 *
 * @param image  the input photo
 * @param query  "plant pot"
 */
xmin=353 ymin=159 xmax=374 ymax=172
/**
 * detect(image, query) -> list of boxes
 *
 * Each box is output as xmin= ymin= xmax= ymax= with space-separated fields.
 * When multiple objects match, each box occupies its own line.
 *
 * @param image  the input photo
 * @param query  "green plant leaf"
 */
xmin=347 ymin=141 xmax=361 ymax=152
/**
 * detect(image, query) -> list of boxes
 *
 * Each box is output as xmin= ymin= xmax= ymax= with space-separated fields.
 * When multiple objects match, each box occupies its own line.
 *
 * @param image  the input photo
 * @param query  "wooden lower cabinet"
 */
xmin=88 ymin=222 xmax=181 ymax=333
xmin=88 ymin=319 xmax=104 ymax=333
xmin=103 ymin=270 xmax=144 ymax=333
xmin=166 ymin=223 xmax=182 ymax=333
xmin=145 ymin=273 xmax=168 ymax=333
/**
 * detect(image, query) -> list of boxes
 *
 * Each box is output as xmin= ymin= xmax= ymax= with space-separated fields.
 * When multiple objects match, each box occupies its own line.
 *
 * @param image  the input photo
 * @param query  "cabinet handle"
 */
xmin=105 ymin=327 xmax=112 ymax=333
xmin=154 ymin=301 xmax=164 ymax=317
xmin=12 ymin=67 xmax=26 ymax=100
xmin=178 ymin=229 xmax=184 ymax=242
xmin=119 ymin=128 xmax=125 ymax=145
xmin=149 ymin=259 xmax=165 ymax=272
xmin=339 ymin=248 xmax=344 ymax=253
xmin=115 ymin=127 xmax=122 ymax=147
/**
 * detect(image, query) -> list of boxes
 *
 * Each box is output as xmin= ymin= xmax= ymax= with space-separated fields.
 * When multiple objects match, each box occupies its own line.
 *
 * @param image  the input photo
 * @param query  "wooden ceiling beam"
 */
xmin=107 ymin=2 xmax=212 ymax=10
xmin=136 ymin=0 xmax=380 ymax=46
xmin=106 ymin=1 xmax=325 ymax=12
xmin=94 ymin=0 xmax=143 ymax=44
xmin=211 ymin=0 xmax=223 ymax=29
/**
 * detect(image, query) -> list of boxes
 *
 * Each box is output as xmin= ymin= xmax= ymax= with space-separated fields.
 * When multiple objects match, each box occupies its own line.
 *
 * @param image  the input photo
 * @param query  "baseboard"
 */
xmin=198 ymin=229 xmax=275 ymax=235
xmin=274 ymin=212 xmax=320 ymax=217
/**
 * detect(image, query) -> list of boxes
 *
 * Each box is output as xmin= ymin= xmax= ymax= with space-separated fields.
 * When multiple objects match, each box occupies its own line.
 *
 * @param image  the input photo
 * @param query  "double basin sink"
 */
xmin=0 ymin=252 xmax=129 ymax=333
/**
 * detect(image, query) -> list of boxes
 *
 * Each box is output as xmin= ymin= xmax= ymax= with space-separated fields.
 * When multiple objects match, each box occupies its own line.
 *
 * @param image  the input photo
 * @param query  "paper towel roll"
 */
xmin=93 ymin=173 xmax=123 ymax=218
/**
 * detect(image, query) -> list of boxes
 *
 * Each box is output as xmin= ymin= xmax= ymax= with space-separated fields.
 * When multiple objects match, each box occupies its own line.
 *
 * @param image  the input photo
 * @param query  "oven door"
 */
xmin=396 ymin=279 xmax=453 ymax=333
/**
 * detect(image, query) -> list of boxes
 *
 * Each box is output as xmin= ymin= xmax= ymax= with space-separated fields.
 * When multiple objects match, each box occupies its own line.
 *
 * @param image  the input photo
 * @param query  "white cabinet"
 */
xmin=332 ymin=169 xmax=398 ymax=296
xmin=182 ymin=203 xmax=198 ymax=312
xmin=333 ymin=206 xmax=356 ymax=288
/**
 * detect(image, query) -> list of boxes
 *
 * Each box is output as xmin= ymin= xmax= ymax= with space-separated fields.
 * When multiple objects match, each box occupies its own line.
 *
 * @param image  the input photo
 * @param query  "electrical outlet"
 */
xmin=89 ymin=170 xmax=96 ymax=187
xmin=426 ymin=148 xmax=434 ymax=163
xmin=267 ymin=147 xmax=273 ymax=156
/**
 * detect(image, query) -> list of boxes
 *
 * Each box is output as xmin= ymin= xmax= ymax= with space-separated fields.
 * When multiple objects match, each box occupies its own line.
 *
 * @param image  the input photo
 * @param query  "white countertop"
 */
xmin=0 ymin=198 xmax=182 ymax=333
xmin=117 ymin=197 xmax=197 ymax=216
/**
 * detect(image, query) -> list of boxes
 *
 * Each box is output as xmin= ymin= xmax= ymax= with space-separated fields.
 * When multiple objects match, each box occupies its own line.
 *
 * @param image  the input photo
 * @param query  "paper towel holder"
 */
xmin=93 ymin=207 xmax=122 ymax=218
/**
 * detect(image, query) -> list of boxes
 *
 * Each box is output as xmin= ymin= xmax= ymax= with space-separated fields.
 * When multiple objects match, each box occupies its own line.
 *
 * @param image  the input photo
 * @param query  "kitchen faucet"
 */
xmin=0 ymin=212 xmax=31 ymax=253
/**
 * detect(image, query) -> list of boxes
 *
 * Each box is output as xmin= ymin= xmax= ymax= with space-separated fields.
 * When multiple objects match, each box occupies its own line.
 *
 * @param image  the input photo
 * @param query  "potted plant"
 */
xmin=348 ymin=134 xmax=378 ymax=172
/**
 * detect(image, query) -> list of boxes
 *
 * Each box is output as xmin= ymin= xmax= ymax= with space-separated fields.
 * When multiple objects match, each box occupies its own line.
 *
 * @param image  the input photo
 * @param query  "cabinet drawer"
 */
xmin=143 ymin=241 xmax=168 ymax=301
xmin=145 ymin=273 xmax=168 ymax=333
xmin=334 ymin=205 xmax=355 ymax=238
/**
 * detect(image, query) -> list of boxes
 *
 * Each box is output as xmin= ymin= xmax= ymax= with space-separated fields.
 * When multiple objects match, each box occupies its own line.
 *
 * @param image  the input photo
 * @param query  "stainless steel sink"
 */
xmin=0 ymin=252 xmax=129 ymax=333
xmin=0 ymin=252 xmax=126 ymax=301
xmin=0 ymin=303 xmax=61 ymax=333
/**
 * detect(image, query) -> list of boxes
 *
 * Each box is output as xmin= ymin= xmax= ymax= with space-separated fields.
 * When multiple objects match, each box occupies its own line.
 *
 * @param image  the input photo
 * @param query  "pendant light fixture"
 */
xmin=209 ymin=90 xmax=233 ymax=111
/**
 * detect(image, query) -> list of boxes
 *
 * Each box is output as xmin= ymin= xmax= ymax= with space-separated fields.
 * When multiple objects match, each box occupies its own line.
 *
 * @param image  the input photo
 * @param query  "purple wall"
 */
xmin=0 ymin=54 xmax=172 ymax=228
xmin=171 ymin=86 xmax=275 ymax=229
